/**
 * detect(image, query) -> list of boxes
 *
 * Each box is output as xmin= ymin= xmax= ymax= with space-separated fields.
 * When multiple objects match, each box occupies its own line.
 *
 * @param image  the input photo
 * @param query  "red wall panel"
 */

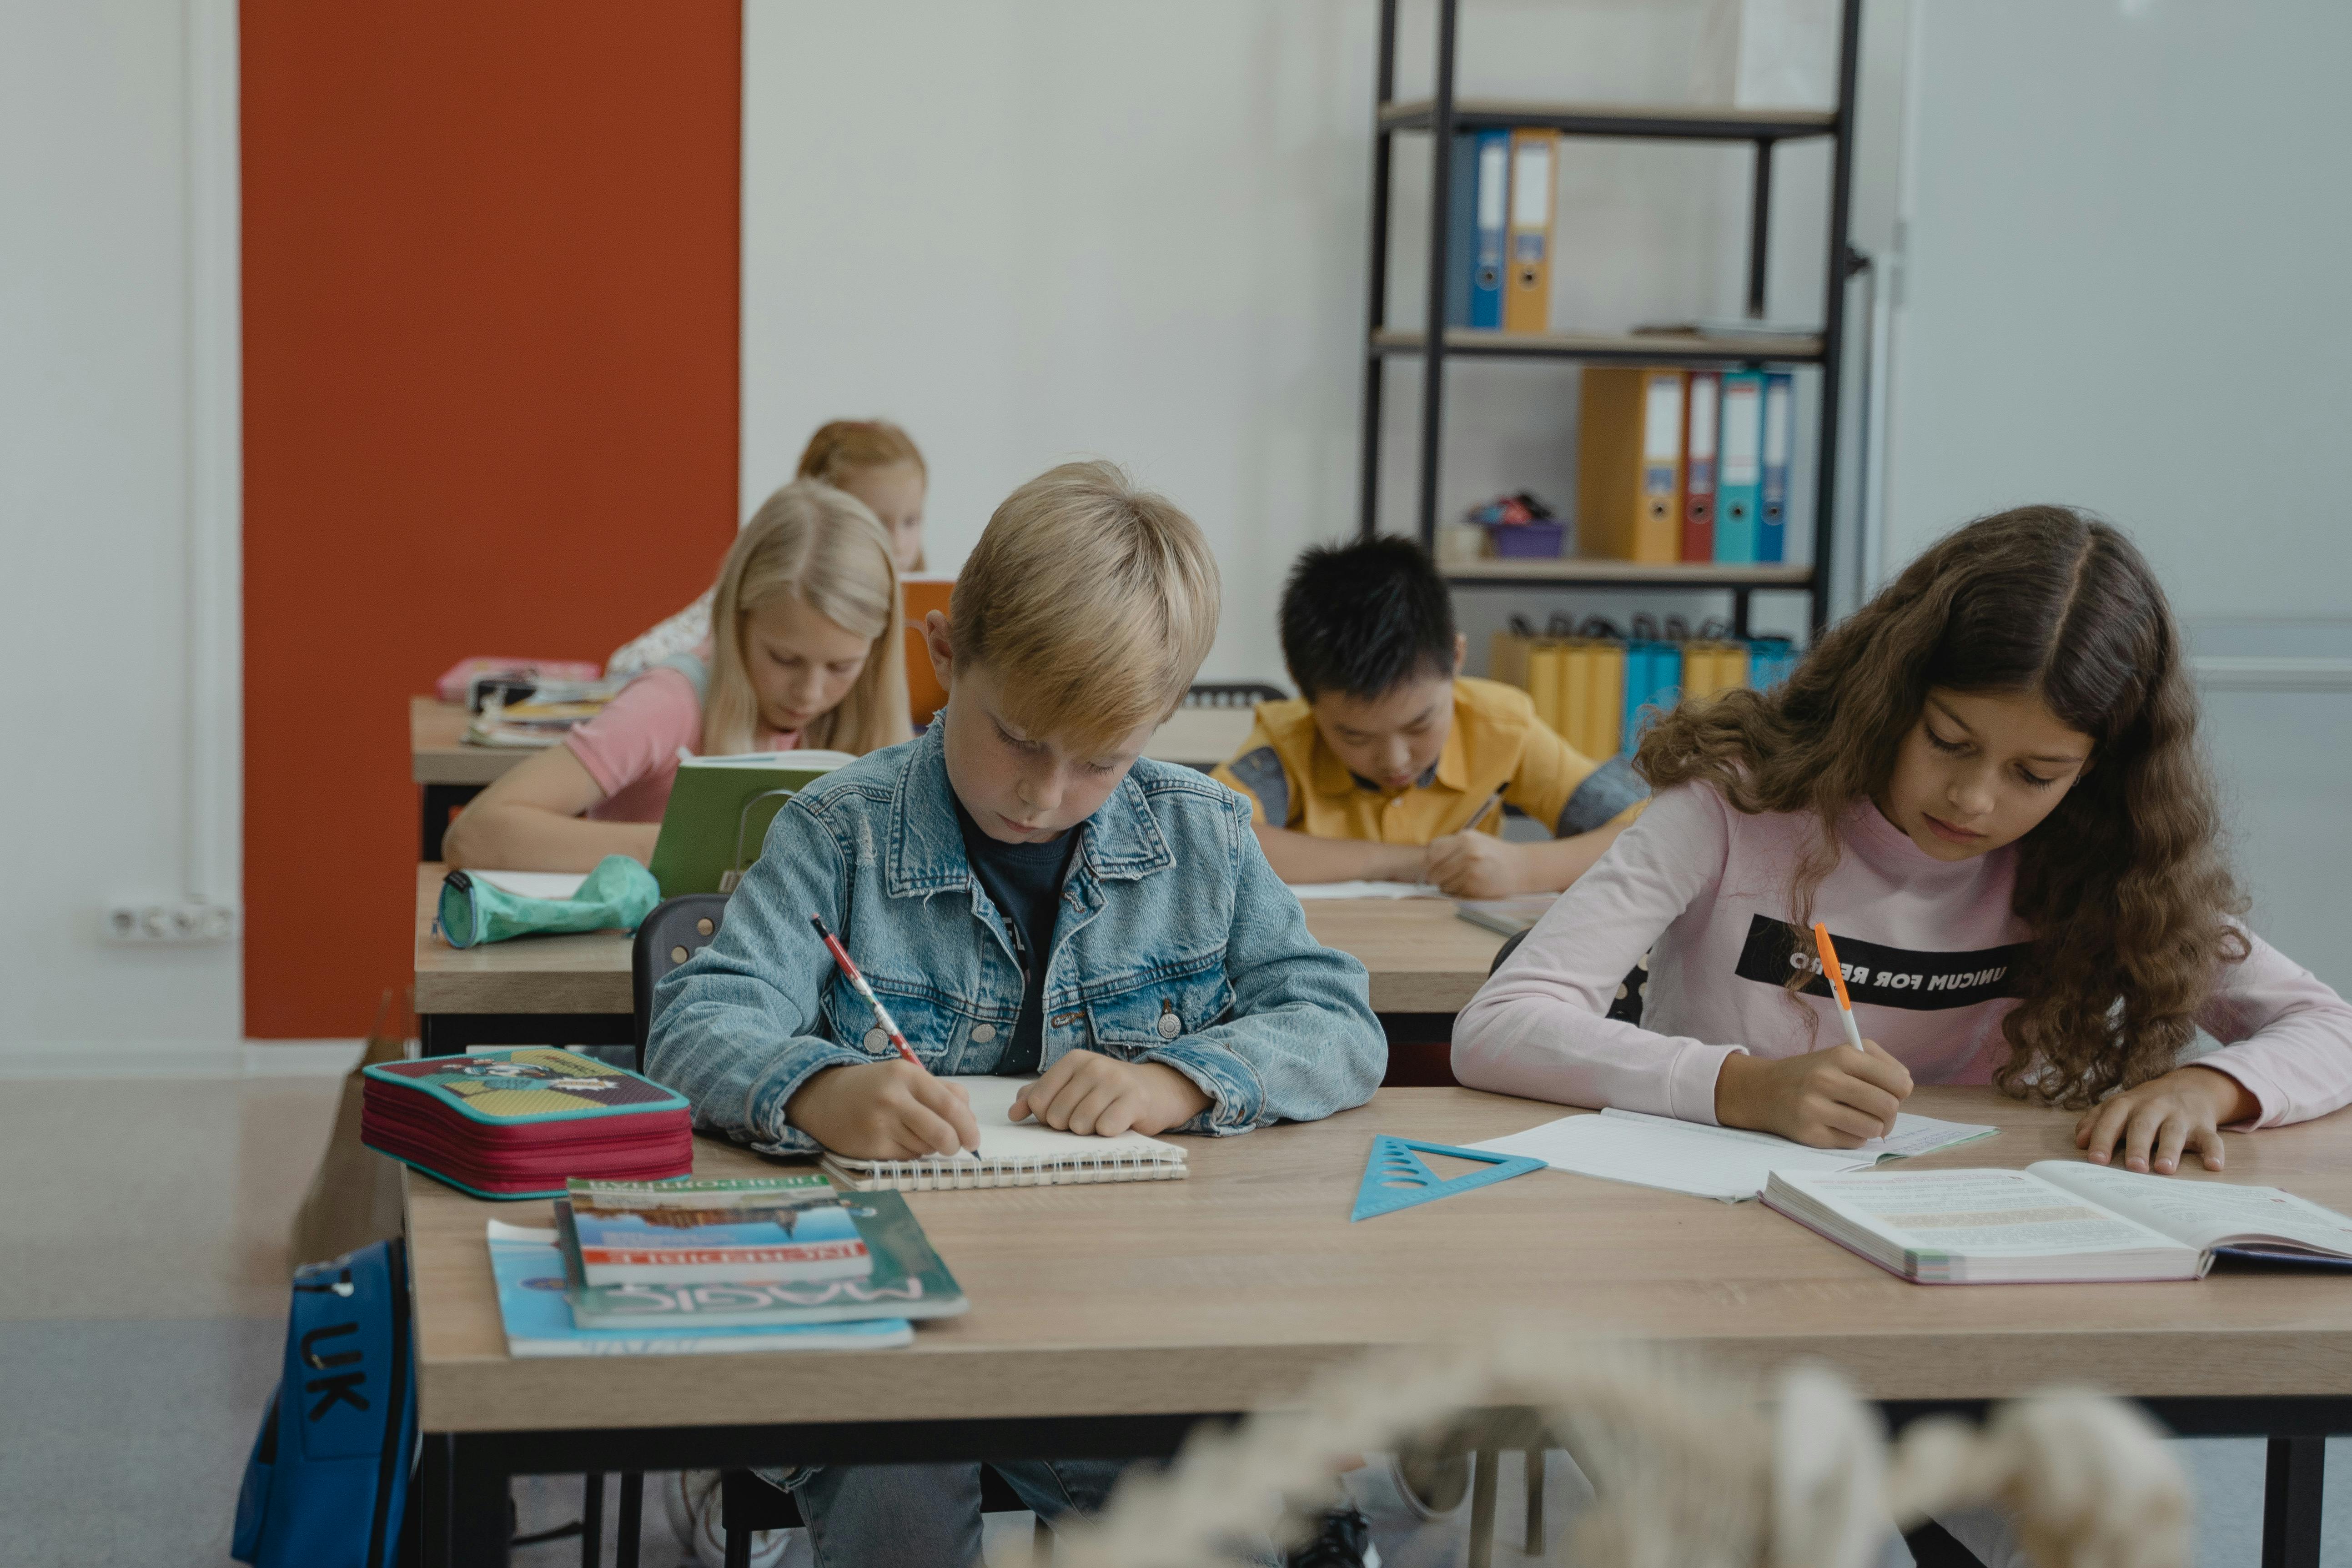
xmin=242 ymin=3 xmax=741 ymax=1035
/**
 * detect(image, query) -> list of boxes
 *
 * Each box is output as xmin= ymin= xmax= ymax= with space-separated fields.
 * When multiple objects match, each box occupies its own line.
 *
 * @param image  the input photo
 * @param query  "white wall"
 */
xmin=742 ymin=0 xmax=1379 ymax=685
xmin=0 ymin=0 xmax=243 ymax=1061
xmin=741 ymin=0 xmax=1879 ymax=685
xmin=1882 ymin=0 xmax=2352 ymax=980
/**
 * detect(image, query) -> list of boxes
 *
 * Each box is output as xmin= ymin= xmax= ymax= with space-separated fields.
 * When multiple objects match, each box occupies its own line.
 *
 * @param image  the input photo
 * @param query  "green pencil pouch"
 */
xmin=437 ymin=856 xmax=663 ymax=949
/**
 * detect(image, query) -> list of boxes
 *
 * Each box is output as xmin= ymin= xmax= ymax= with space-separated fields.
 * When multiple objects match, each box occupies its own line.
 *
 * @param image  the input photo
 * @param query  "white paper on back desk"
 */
xmin=1285 ymin=880 xmax=1440 ymax=900
xmin=469 ymin=869 xmax=589 ymax=900
xmin=1467 ymin=1107 xmax=1997 ymax=1203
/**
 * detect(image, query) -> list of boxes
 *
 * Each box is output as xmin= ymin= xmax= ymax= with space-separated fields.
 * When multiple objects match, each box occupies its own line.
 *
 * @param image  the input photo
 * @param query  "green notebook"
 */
xmin=647 ymin=750 xmax=856 ymax=898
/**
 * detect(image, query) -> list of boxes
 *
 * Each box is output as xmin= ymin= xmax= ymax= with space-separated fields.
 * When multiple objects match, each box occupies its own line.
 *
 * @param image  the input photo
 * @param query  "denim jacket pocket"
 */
xmin=825 ymin=978 xmax=1015 ymax=1068
xmin=1081 ymin=960 xmax=1235 ymax=1058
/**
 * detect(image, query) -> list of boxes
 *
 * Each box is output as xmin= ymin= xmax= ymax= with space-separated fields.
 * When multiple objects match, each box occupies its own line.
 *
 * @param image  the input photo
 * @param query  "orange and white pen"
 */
xmin=1811 ymin=920 xmax=1868 ymax=1055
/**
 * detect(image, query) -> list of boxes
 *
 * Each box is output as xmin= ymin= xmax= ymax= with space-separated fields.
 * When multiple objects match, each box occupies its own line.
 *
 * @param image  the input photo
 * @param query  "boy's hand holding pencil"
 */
xmin=1710 ymin=922 xmax=1914 ymax=1149
xmin=789 ymin=914 xmax=982 ymax=1161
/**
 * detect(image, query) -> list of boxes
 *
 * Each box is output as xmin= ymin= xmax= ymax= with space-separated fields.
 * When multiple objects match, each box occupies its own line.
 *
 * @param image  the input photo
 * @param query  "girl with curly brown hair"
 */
xmin=1454 ymin=505 xmax=2352 ymax=1176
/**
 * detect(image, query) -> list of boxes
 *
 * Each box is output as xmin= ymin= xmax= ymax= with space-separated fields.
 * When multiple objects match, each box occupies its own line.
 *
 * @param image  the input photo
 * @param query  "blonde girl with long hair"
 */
xmin=444 ymin=480 xmax=911 ymax=872
xmin=608 ymin=419 xmax=928 ymax=676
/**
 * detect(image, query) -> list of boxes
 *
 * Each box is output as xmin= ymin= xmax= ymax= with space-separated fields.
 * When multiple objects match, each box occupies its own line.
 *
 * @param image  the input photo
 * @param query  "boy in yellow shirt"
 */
xmin=1212 ymin=537 xmax=1643 ymax=896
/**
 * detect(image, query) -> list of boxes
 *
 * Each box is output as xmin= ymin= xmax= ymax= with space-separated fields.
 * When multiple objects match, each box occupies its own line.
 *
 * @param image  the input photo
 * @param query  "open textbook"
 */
xmin=1467 ymin=1106 xmax=1996 ymax=1202
xmin=1763 ymin=1161 xmax=2352 ymax=1283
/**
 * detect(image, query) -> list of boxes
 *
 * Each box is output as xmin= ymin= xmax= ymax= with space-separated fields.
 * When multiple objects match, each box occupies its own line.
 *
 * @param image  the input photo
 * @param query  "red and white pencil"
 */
xmin=809 ymin=914 xmax=920 ymax=1069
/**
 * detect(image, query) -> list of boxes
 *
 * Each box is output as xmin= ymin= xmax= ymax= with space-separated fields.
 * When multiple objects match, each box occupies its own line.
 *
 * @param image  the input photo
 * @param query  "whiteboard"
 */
xmin=1882 ymin=0 xmax=2352 ymax=617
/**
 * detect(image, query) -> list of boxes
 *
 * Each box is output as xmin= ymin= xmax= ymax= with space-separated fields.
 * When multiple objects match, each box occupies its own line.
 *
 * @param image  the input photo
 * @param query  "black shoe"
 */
xmin=1286 ymin=1505 xmax=1380 ymax=1568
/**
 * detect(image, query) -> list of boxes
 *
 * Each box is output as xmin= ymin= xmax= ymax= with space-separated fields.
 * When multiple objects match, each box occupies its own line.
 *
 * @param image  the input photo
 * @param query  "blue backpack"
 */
xmin=232 ymin=1238 xmax=417 ymax=1568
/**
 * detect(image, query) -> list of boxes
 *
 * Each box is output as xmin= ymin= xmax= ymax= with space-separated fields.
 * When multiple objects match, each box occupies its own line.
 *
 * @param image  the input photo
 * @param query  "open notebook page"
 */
xmin=825 ymin=1076 xmax=1185 ymax=1171
xmin=1599 ymin=1108 xmax=1998 ymax=1163
xmin=1286 ymin=880 xmax=1441 ymax=900
xmin=1467 ymin=1107 xmax=1996 ymax=1203
xmin=469 ymin=869 xmax=590 ymax=901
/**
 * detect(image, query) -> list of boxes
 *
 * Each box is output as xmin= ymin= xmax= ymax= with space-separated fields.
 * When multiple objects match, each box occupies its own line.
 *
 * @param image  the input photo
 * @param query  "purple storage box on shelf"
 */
xmin=1488 ymin=520 xmax=1565 ymax=558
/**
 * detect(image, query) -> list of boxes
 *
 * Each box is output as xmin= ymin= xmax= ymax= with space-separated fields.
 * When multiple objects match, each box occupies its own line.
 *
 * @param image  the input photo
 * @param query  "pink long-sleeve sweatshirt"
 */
xmin=1452 ymin=781 xmax=2352 ymax=1130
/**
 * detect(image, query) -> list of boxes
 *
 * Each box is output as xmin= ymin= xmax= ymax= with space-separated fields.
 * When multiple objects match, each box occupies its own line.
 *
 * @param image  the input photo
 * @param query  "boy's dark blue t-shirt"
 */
xmin=953 ymin=797 xmax=1081 ymax=1074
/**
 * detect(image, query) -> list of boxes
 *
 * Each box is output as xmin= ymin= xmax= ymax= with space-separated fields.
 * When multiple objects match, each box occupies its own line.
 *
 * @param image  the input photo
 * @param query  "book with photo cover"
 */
xmin=556 ymin=1185 xmax=969 ymax=1330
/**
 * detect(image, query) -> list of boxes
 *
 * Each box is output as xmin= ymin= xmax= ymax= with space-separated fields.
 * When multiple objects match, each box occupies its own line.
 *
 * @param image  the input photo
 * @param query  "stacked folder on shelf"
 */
xmin=1492 ymin=617 xmax=1797 ymax=761
xmin=1446 ymin=128 xmax=1556 ymax=332
xmin=1576 ymin=366 xmax=1797 ymax=566
xmin=361 ymin=1047 xmax=694 ymax=1199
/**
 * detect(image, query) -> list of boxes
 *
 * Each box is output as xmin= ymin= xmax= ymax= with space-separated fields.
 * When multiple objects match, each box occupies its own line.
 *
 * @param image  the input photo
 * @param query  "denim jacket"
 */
xmin=646 ymin=724 xmax=1385 ymax=1153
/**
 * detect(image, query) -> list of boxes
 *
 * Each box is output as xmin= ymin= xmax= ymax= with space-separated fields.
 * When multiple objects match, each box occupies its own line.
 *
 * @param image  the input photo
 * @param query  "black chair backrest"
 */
xmin=1486 ymin=926 xmax=1648 ymax=1026
xmin=631 ymin=894 xmax=729 ymax=1072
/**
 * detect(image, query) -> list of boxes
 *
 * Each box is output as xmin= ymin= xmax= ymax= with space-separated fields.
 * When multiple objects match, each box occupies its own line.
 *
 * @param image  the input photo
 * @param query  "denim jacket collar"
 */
xmin=884 ymin=720 xmax=1176 ymax=900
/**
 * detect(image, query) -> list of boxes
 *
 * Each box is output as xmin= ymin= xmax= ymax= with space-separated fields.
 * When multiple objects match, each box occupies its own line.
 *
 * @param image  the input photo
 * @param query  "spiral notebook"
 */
xmin=818 ymin=1076 xmax=1190 ymax=1191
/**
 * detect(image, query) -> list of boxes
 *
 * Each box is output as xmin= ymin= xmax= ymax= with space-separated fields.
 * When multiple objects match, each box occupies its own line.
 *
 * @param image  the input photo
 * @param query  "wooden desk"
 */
xmin=405 ymin=1086 xmax=2352 ymax=1566
xmin=410 ymin=699 xmax=1256 ymax=859
xmin=412 ymin=865 xmax=1503 ymax=1057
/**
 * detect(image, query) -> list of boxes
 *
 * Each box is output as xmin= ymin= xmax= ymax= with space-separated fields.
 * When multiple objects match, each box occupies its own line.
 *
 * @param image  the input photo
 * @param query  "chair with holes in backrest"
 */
xmin=1488 ymin=928 xmax=1647 ymax=1024
xmin=632 ymin=895 xmax=731 ymax=1071
xmin=629 ymin=897 xmax=1047 ymax=1565
xmin=1184 ymin=680 xmax=1286 ymax=708
xmin=1475 ymin=926 xmax=1648 ymax=1560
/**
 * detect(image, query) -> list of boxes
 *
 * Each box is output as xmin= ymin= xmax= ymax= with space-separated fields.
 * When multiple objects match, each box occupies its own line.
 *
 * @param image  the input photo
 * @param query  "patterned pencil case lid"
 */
xmin=363 ymin=1047 xmax=689 ymax=1126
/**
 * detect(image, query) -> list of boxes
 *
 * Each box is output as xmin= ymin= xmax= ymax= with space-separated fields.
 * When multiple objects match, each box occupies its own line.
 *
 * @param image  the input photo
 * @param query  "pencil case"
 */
xmin=436 ymin=854 xmax=661 ymax=949
xmin=361 ymin=1047 xmax=693 ymax=1198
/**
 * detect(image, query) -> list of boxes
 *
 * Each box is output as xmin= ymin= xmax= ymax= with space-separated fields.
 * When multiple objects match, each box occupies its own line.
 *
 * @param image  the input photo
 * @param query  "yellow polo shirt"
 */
xmin=1209 ymin=676 xmax=1646 ymax=844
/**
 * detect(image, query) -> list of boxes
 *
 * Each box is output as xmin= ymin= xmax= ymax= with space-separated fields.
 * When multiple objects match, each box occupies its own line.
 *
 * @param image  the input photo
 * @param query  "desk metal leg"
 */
xmin=1467 ymin=1448 xmax=1499 ymax=1568
xmin=414 ymin=1433 xmax=452 ymax=1568
xmin=447 ymin=1435 xmax=513 ymax=1568
xmin=1523 ymin=1447 xmax=1544 ymax=1554
xmin=2262 ymin=1436 xmax=2325 ymax=1568
xmin=580 ymin=1473 xmax=603 ymax=1568
xmin=616 ymin=1473 xmax=643 ymax=1568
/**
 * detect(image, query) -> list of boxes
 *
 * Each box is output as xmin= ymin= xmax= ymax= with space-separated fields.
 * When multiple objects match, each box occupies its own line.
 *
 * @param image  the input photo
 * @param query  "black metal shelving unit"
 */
xmin=1356 ymin=0 xmax=1863 ymax=636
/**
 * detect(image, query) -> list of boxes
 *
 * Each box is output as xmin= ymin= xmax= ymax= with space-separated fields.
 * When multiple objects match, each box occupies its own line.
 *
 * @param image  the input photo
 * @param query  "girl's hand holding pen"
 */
xmin=1713 ymin=1040 xmax=1914 ymax=1148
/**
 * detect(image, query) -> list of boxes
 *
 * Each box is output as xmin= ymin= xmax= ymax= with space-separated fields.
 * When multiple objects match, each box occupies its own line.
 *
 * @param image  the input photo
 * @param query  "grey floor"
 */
xmin=0 ymin=1070 xmax=2347 ymax=1567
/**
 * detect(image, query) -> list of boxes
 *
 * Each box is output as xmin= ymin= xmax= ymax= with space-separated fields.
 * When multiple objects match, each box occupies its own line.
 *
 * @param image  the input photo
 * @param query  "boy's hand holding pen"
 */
xmin=1711 ymin=922 xmax=1914 ymax=1149
xmin=1422 ymin=785 xmax=1513 ymax=897
xmin=793 ymin=914 xmax=982 ymax=1159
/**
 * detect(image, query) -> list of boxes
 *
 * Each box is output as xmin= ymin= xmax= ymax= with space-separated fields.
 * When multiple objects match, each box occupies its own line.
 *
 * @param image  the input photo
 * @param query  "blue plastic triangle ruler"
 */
xmin=1351 ymin=1135 xmax=1546 ymax=1221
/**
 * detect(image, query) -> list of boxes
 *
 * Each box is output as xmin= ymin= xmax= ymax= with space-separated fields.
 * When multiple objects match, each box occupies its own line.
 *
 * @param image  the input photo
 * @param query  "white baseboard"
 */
xmin=0 ymin=1039 xmax=369 ymax=1080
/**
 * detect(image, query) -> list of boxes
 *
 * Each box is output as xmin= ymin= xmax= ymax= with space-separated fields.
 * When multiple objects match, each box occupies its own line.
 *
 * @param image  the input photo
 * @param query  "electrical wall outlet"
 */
xmin=103 ymin=900 xmax=240 ymax=945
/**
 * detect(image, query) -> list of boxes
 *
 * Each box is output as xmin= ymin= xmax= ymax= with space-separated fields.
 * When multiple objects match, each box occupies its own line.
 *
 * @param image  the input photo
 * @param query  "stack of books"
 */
xmin=488 ymin=1174 xmax=969 ymax=1356
xmin=361 ymin=1048 xmax=694 ymax=1198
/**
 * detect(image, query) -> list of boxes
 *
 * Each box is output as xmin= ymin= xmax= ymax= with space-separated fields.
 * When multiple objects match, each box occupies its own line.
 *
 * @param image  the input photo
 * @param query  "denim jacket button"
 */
xmin=1156 ymin=1012 xmax=1182 ymax=1040
xmin=862 ymin=1028 xmax=888 ymax=1052
xmin=970 ymin=1023 xmax=997 ymax=1044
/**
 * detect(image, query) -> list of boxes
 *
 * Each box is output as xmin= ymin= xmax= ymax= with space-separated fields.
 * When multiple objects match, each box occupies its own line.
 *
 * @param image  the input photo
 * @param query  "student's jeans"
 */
xmin=778 ymin=1458 xmax=1127 ymax=1567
